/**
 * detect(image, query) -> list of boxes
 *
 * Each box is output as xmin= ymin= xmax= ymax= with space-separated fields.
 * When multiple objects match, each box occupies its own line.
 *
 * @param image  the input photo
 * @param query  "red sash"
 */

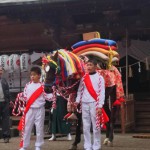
xmin=83 ymin=74 xmax=109 ymax=125
xmin=18 ymin=86 xmax=43 ymax=131
xmin=83 ymin=74 xmax=98 ymax=101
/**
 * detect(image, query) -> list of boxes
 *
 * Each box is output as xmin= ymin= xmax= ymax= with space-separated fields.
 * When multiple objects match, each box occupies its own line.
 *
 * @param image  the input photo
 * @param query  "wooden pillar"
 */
xmin=121 ymin=28 xmax=129 ymax=134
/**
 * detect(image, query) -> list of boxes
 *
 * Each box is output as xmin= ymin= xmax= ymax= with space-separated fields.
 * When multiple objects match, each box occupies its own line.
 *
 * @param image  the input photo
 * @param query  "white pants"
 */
xmin=22 ymin=106 xmax=45 ymax=148
xmin=82 ymin=102 xmax=101 ymax=150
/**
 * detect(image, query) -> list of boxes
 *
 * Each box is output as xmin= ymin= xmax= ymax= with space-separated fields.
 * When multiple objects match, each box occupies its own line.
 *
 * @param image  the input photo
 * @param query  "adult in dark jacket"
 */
xmin=0 ymin=66 xmax=10 ymax=143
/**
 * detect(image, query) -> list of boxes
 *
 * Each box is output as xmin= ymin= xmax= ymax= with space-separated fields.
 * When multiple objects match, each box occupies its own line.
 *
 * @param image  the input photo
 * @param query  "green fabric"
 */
xmin=50 ymin=96 xmax=71 ymax=134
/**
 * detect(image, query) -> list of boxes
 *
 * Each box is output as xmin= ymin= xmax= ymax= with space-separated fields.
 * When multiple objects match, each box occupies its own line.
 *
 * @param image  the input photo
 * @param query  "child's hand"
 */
xmin=67 ymin=102 xmax=72 ymax=112
xmin=74 ymin=102 xmax=79 ymax=107
xmin=96 ymin=108 xmax=102 ymax=115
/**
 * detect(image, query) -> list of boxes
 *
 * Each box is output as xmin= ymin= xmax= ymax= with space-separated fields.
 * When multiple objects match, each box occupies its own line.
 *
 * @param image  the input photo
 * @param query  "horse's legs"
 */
xmin=72 ymin=112 xmax=82 ymax=145
xmin=69 ymin=113 xmax=82 ymax=150
xmin=108 ymin=86 xmax=118 ymax=142
xmin=104 ymin=86 xmax=118 ymax=145
xmin=104 ymin=87 xmax=113 ymax=140
xmin=108 ymin=106 xmax=117 ymax=142
xmin=103 ymin=100 xmax=111 ymax=139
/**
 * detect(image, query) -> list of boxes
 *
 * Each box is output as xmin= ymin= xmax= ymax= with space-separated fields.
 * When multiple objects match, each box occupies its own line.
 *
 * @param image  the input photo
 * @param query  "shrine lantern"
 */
xmin=9 ymin=54 xmax=20 ymax=72
xmin=20 ymin=53 xmax=31 ymax=72
xmin=0 ymin=55 xmax=9 ymax=71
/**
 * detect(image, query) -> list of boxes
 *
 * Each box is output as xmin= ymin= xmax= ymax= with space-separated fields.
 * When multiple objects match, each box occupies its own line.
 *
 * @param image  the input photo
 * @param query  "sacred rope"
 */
xmin=50 ymin=79 xmax=80 ymax=110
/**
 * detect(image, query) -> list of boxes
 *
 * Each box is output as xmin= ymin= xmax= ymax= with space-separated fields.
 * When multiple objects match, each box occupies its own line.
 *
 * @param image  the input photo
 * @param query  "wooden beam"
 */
xmin=0 ymin=36 xmax=54 ymax=50
xmin=0 ymin=22 xmax=46 ymax=38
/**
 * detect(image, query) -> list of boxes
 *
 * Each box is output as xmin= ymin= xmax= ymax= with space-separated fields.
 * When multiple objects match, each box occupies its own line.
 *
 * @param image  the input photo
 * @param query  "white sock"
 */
xmin=35 ymin=147 xmax=41 ymax=150
xmin=49 ymin=134 xmax=56 ymax=140
xmin=67 ymin=133 xmax=72 ymax=140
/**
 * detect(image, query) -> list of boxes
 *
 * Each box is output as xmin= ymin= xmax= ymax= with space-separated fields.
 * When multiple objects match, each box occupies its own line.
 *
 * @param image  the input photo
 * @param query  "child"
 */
xmin=19 ymin=67 xmax=53 ymax=150
xmin=75 ymin=59 xmax=105 ymax=150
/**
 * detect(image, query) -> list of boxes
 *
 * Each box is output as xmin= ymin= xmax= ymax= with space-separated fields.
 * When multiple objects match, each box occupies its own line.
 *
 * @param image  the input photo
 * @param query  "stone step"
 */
xmin=135 ymin=108 xmax=150 ymax=132
xmin=134 ymin=127 xmax=150 ymax=133
xmin=0 ymin=111 xmax=51 ymax=138
xmin=135 ymin=107 xmax=150 ymax=112
xmin=11 ymin=116 xmax=50 ymax=126
xmin=136 ymin=112 xmax=150 ymax=119
xmin=133 ymin=134 xmax=150 ymax=138
xmin=136 ymin=121 xmax=150 ymax=126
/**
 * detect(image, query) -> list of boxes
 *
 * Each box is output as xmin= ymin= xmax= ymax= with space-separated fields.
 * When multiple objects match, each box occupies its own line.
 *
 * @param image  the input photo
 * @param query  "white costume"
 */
xmin=20 ymin=82 xmax=53 ymax=150
xmin=76 ymin=72 xmax=105 ymax=150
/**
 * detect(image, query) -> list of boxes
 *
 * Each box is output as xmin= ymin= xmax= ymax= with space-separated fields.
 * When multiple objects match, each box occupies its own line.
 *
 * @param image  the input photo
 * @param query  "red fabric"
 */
xmin=97 ymin=69 xmax=115 ymax=87
xmin=113 ymin=66 xmax=125 ymax=99
xmin=64 ymin=113 xmax=72 ymax=119
xmin=42 ymin=56 xmax=49 ymax=64
xmin=83 ymin=74 xmax=109 ymax=124
xmin=113 ymin=97 xmax=125 ymax=106
xmin=113 ymin=100 xmax=121 ymax=106
xmin=98 ymin=66 xmax=125 ymax=106
xmin=83 ymin=74 xmax=97 ymax=100
xmin=18 ymin=86 xmax=43 ymax=131
xmin=119 ymin=97 xmax=125 ymax=102
xmin=101 ymin=108 xmax=109 ymax=122
xmin=73 ymin=44 xmax=117 ymax=54
xmin=68 ymin=52 xmax=83 ymax=77
xmin=20 ymin=141 xmax=23 ymax=148
xmin=59 ymin=55 xmax=66 ymax=81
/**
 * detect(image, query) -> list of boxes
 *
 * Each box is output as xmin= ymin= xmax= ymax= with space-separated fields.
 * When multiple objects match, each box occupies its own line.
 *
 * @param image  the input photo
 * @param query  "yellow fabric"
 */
xmin=62 ymin=50 xmax=77 ymax=73
xmin=75 ymin=47 xmax=119 ymax=57
xmin=59 ymin=50 xmax=76 ymax=75
xmin=96 ymin=32 xmax=100 ymax=38
xmin=47 ymin=55 xmax=58 ymax=67
xmin=58 ymin=51 xmax=72 ymax=75
xmin=68 ymin=52 xmax=83 ymax=70
xmin=107 ymin=47 xmax=115 ymax=69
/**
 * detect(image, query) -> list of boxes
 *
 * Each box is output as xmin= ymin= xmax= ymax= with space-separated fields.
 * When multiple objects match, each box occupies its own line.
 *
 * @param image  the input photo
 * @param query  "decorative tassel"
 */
xmin=138 ymin=62 xmax=141 ymax=72
xmin=107 ymin=47 xmax=114 ymax=69
xmin=129 ymin=66 xmax=133 ymax=77
xmin=146 ymin=58 xmax=149 ymax=70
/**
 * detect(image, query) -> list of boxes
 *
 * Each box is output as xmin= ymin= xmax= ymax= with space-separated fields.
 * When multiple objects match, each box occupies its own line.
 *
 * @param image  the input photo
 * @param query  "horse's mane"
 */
xmin=42 ymin=49 xmax=85 ymax=94
xmin=56 ymin=49 xmax=84 ymax=81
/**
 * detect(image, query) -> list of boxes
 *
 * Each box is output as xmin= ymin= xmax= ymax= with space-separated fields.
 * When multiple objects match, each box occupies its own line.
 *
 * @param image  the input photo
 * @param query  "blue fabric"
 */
xmin=72 ymin=38 xmax=116 ymax=49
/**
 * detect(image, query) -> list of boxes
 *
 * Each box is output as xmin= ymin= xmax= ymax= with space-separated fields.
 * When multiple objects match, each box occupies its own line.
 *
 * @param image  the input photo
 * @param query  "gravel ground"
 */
xmin=0 ymin=133 xmax=150 ymax=150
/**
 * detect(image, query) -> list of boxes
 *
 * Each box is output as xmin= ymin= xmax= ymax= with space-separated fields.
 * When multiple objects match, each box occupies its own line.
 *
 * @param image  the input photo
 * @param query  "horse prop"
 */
xmin=42 ymin=49 xmax=85 ymax=122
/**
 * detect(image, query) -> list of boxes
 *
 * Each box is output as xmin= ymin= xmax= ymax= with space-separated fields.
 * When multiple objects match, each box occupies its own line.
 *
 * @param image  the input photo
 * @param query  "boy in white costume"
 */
xmin=19 ymin=67 xmax=53 ymax=150
xmin=75 ymin=59 xmax=105 ymax=150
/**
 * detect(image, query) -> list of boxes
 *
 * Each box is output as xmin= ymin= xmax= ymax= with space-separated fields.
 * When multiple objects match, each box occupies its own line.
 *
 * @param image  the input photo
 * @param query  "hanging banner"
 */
xmin=13 ymin=54 xmax=20 ymax=71
xmin=20 ymin=53 xmax=31 ymax=72
xmin=9 ymin=54 xmax=20 ymax=72
xmin=0 ymin=55 xmax=9 ymax=71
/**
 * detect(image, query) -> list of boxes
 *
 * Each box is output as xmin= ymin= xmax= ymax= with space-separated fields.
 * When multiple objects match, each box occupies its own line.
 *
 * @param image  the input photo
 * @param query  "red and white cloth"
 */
xmin=17 ymin=82 xmax=53 ymax=149
xmin=76 ymin=72 xmax=107 ymax=150
xmin=98 ymin=66 xmax=125 ymax=106
xmin=76 ymin=72 xmax=105 ymax=107
xmin=23 ymin=82 xmax=53 ymax=108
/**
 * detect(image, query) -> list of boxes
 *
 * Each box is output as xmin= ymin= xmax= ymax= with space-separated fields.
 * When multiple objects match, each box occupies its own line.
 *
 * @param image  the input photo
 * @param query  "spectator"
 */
xmin=49 ymin=95 xmax=72 ymax=141
xmin=0 ymin=66 xmax=10 ymax=143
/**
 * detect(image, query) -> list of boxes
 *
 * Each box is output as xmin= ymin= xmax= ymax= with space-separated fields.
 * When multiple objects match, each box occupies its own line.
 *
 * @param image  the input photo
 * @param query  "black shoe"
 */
xmin=68 ymin=144 xmax=77 ymax=150
xmin=4 ymin=138 xmax=9 ymax=143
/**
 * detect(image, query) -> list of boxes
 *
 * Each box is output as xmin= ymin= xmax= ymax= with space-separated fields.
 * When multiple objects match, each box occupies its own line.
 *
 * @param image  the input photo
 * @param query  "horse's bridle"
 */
xmin=44 ymin=79 xmax=56 ymax=87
